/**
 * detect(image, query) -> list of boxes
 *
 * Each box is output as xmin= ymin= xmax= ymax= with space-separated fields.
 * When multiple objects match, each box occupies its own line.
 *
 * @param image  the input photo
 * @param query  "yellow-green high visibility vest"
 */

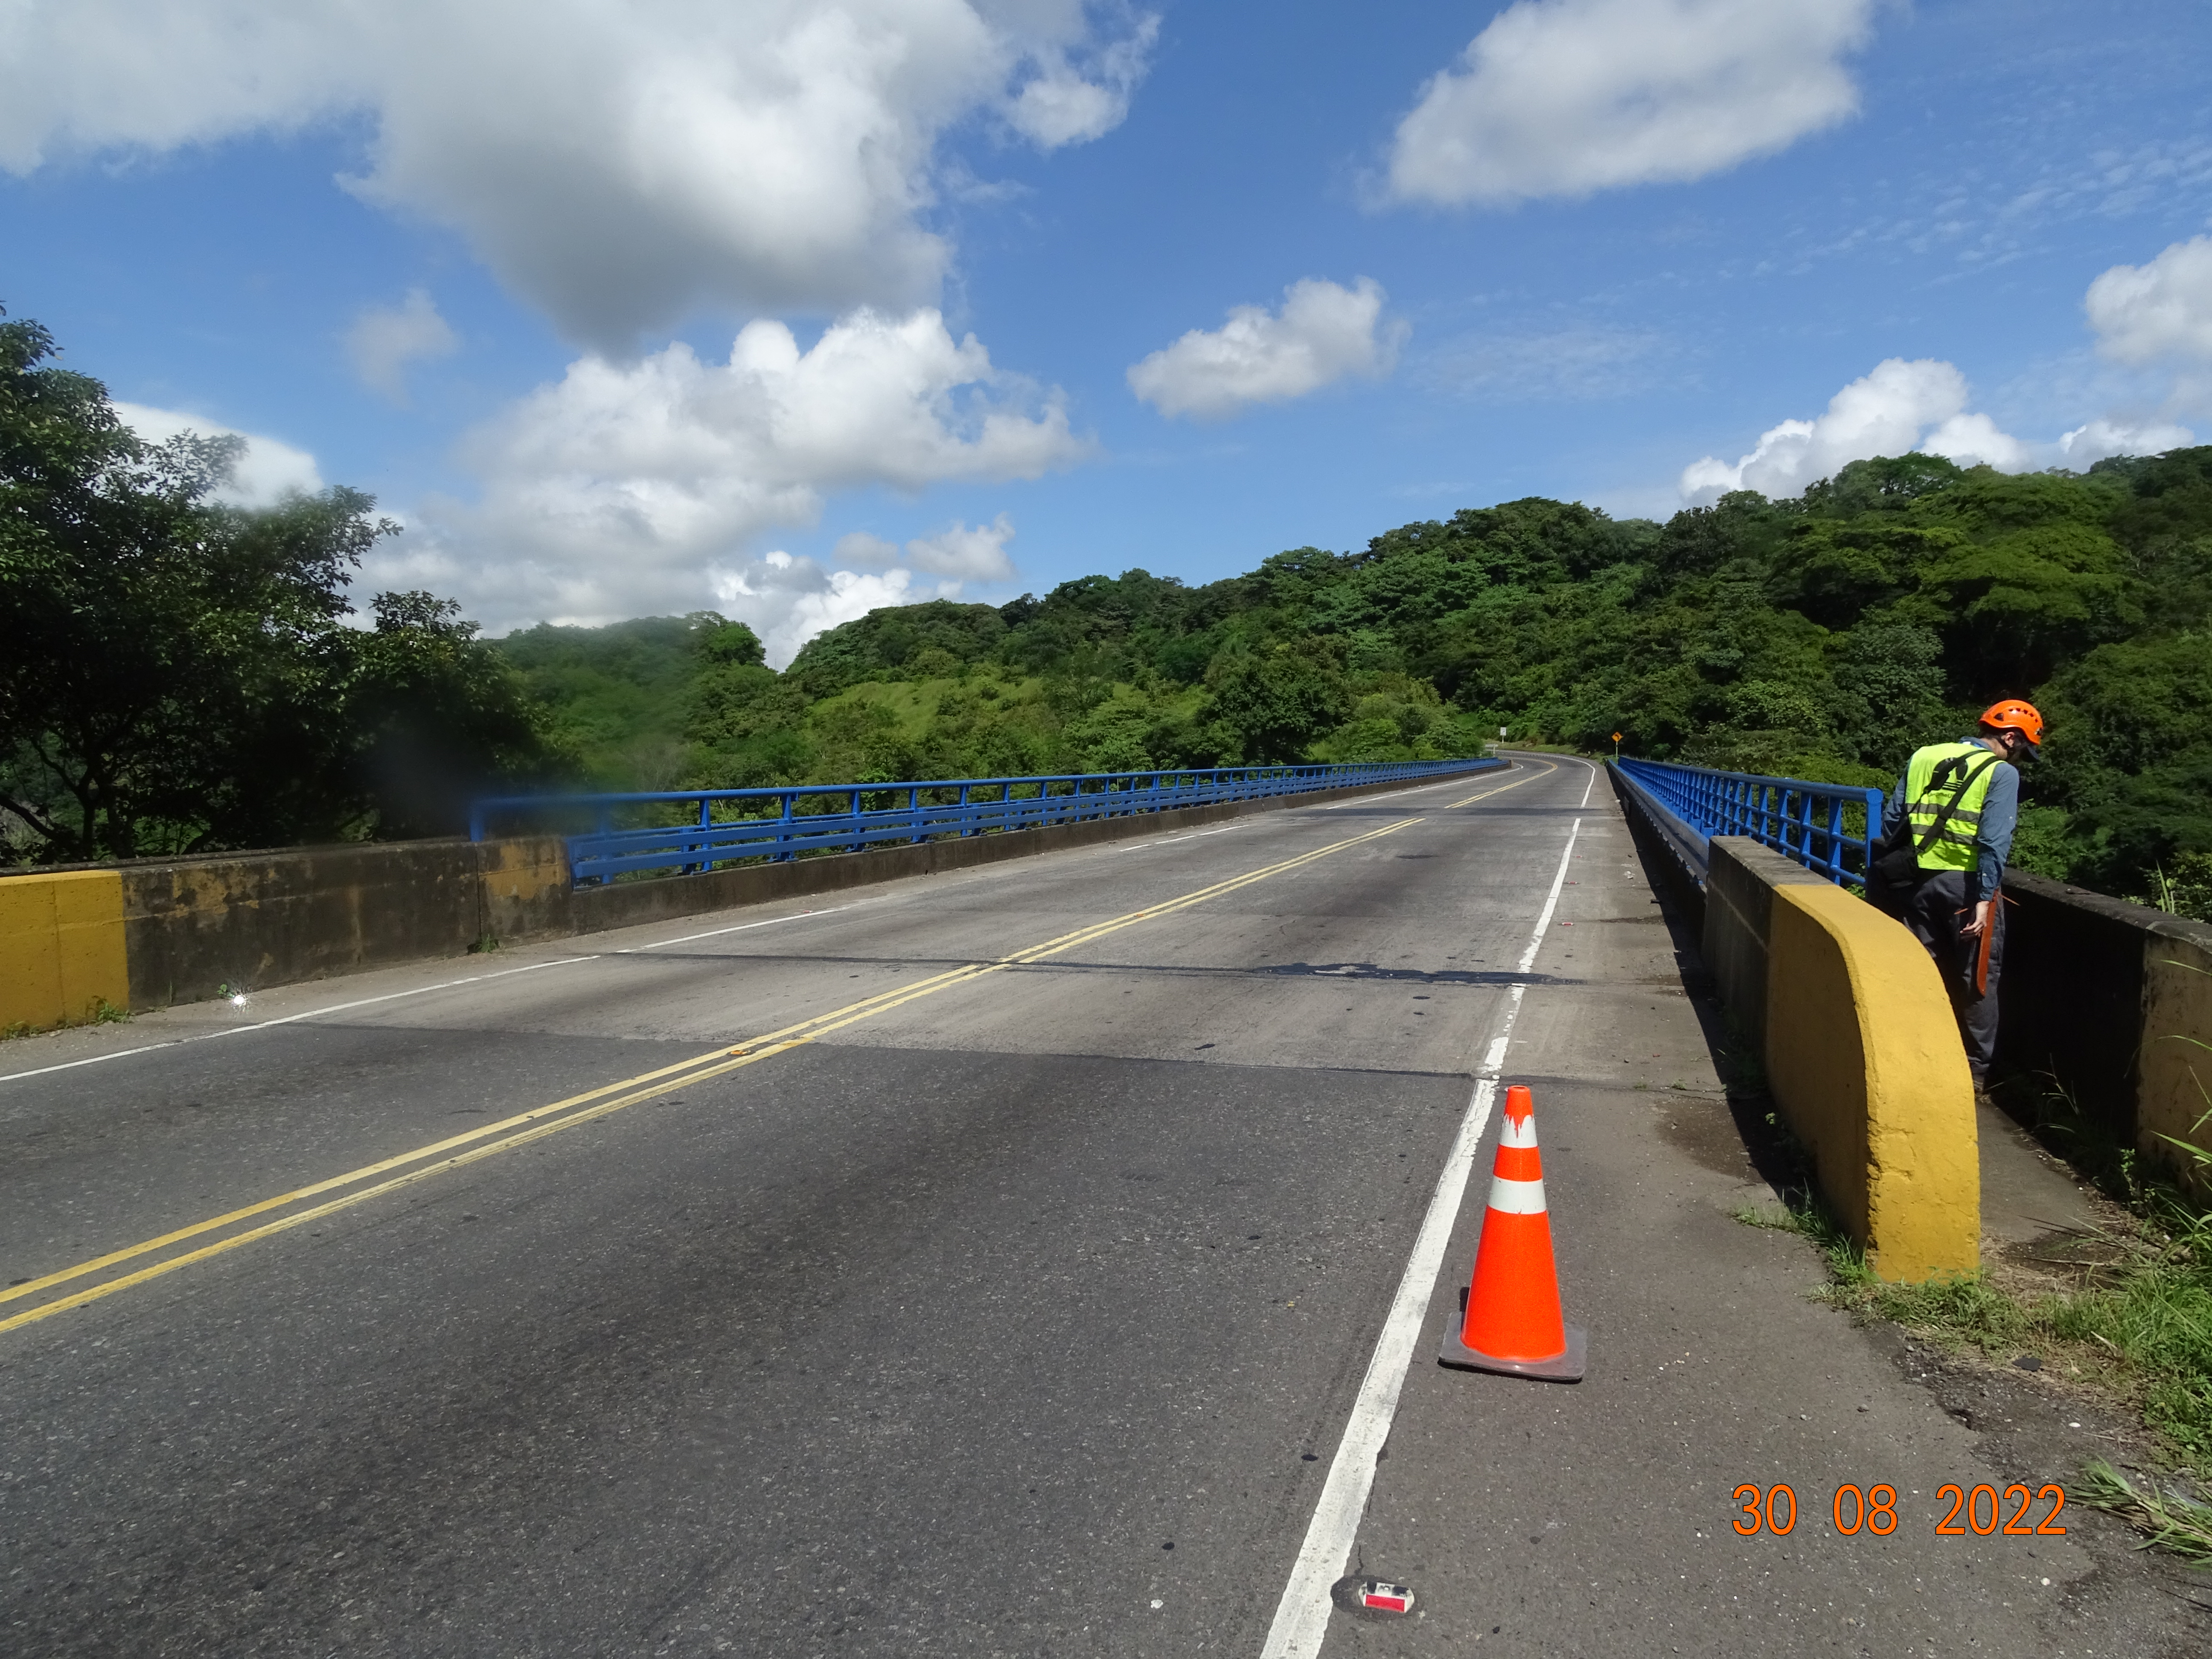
xmin=1902 ymin=741 xmax=2000 ymax=872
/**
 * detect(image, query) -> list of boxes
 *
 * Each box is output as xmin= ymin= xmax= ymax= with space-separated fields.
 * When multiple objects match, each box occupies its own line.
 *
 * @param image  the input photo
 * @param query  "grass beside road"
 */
xmin=1739 ymin=1173 xmax=2212 ymax=1458
xmin=1735 ymin=1099 xmax=2212 ymax=1559
xmin=2078 ymin=1461 xmax=2212 ymax=1565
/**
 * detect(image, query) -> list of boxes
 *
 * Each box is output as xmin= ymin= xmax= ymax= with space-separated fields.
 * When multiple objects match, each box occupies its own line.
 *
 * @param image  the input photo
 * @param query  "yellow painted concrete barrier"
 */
xmin=1620 ymin=770 xmax=2210 ymax=1214
xmin=0 ymin=870 xmax=130 ymax=1033
xmin=1690 ymin=836 xmax=1981 ymax=1281
xmin=1764 ymin=881 xmax=1980 ymax=1281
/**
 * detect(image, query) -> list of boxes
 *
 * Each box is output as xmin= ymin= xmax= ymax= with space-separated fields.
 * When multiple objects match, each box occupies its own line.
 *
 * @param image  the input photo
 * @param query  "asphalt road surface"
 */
xmin=2 ymin=758 xmax=2198 ymax=1655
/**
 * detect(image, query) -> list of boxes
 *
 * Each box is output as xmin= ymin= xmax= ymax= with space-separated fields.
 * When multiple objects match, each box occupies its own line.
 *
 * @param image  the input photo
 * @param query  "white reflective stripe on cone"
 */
xmin=1486 ymin=1175 xmax=1548 ymax=1215
xmin=1499 ymin=1115 xmax=1540 ymax=1148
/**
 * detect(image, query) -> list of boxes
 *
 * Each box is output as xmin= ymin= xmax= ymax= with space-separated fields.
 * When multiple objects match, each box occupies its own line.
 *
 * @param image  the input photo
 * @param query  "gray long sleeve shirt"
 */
xmin=1881 ymin=737 xmax=2019 ymax=902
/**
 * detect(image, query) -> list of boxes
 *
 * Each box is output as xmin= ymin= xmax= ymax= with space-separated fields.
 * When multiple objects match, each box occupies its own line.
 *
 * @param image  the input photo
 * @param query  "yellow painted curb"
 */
xmin=0 ymin=870 xmax=129 ymax=1033
xmin=1766 ymin=883 xmax=1979 ymax=1281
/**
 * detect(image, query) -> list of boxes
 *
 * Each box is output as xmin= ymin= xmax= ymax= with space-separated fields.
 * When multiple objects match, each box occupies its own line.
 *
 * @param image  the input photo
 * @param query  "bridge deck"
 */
xmin=0 ymin=759 xmax=2180 ymax=1654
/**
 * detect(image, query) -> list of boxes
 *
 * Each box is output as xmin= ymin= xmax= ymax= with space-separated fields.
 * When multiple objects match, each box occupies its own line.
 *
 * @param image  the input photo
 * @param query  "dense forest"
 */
xmin=500 ymin=451 xmax=2212 ymax=910
xmin=6 ymin=306 xmax=2208 ymax=914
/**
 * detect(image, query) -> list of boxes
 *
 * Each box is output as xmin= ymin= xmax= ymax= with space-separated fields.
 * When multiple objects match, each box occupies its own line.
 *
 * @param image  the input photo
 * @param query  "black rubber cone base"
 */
xmin=1438 ymin=1318 xmax=1586 ymax=1382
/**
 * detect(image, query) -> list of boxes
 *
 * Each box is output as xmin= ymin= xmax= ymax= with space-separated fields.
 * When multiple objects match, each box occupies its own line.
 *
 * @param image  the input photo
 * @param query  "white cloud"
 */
xmin=1920 ymin=411 xmax=2033 ymax=472
xmin=2055 ymin=417 xmax=2196 ymax=468
xmin=1679 ymin=357 xmax=2195 ymax=504
xmin=903 ymin=512 xmax=1016 ymax=578
xmin=1126 ymin=277 xmax=1405 ymax=421
xmin=384 ymin=307 xmax=1078 ymax=636
xmin=1682 ymin=358 xmax=1969 ymax=501
xmin=0 ymin=2 xmax=1153 ymax=349
xmin=345 ymin=287 xmax=458 ymax=401
xmin=1004 ymin=12 xmax=1158 ymax=148
xmin=1386 ymin=0 xmax=1876 ymax=208
xmin=112 ymin=401 xmax=326 ymax=506
xmin=2085 ymin=236 xmax=2212 ymax=367
xmin=711 ymin=550 xmax=956 ymax=669
xmin=701 ymin=514 xmax=1015 ymax=665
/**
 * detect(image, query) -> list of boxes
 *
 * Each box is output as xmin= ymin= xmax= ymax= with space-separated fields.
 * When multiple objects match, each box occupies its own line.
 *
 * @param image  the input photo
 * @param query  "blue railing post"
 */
xmin=1617 ymin=757 xmax=1886 ymax=888
xmin=688 ymin=793 xmax=711 ymax=874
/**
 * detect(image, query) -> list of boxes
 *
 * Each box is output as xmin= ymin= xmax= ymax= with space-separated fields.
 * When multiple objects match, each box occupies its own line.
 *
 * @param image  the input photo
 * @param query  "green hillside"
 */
xmin=502 ymin=448 xmax=2212 ymax=909
xmin=15 ymin=311 xmax=2202 ymax=910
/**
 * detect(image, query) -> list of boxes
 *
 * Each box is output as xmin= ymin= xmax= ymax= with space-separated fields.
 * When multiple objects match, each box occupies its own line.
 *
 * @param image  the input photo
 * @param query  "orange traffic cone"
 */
xmin=1439 ymin=1083 xmax=1586 ymax=1381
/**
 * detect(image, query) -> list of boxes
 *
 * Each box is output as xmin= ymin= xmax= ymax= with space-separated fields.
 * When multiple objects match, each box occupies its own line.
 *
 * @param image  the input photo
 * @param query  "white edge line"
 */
xmin=0 ymin=956 xmax=599 ymax=1087
xmin=1103 ymin=826 xmax=1243 ymax=852
xmin=616 ymin=905 xmax=857 ymax=951
xmin=1258 ymin=792 xmax=1586 ymax=1659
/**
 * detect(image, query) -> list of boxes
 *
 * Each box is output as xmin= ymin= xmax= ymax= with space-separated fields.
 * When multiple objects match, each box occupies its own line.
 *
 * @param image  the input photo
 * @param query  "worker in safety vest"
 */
xmin=1876 ymin=699 xmax=2043 ymax=1092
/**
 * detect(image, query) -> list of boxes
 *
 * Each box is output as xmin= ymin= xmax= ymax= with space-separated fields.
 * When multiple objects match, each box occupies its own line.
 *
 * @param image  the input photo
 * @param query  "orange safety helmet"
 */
xmin=1979 ymin=699 xmax=2045 ymax=747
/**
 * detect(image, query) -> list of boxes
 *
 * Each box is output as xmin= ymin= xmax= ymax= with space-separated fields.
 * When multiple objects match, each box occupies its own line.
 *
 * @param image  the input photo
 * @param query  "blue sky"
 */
xmin=5 ymin=0 xmax=2210 ymax=662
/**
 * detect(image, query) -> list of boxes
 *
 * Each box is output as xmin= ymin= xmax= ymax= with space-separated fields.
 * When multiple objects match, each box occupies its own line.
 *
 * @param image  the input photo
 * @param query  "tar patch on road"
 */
xmin=1261 ymin=960 xmax=1575 ymax=987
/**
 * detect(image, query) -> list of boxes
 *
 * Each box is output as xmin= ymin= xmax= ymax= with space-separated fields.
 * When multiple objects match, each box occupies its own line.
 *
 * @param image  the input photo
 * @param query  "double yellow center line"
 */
xmin=1446 ymin=757 xmax=1555 ymax=809
xmin=2 ymin=811 xmax=1459 ymax=1336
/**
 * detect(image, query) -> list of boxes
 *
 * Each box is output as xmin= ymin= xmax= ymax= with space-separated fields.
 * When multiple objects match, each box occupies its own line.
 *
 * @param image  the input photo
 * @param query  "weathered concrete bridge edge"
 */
xmin=0 ymin=760 xmax=1505 ymax=1032
xmin=1609 ymin=762 xmax=2212 ymax=1278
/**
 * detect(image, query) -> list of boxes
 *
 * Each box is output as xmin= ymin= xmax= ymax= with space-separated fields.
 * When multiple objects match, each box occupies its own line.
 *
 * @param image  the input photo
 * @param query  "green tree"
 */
xmin=339 ymin=593 xmax=564 ymax=838
xmin=785 ymin=598 xmax=1006 ymax=692
xmin=0 ymin=309 xmax=555 ymax=859
xmin=1199 ymin=638 xmax=1354 ymax=763
xmin=2035 ymin=631 xmax=2212 ymax=887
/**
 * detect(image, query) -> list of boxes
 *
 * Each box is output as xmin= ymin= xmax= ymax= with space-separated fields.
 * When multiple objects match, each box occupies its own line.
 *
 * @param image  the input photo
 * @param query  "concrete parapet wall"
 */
xmin=2142 ymin=934 xmax=2212 ymax=1182
xmin=117 ymin=839 xmax=554 ymax=1010
xmin=1605 ymin=761 xmax=1707 ymax=934
xmin=1998 ymin=870 xmax=2212 ymax=1180
xmin=1996 ymin=873 xmax=2149 ymax=1136
xmin=477 ymin=836 xmax=574 ymax=944
xmin=1706 ymin=838 xmax=1979 ymax=1280
xmin=0 ymin=764 xmax=1495 ymax=1027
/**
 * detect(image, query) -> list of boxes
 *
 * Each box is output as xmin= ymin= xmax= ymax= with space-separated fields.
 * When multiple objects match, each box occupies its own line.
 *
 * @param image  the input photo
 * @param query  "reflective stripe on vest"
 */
xmin=1902 ymin=741 xmax=1997 ymax=872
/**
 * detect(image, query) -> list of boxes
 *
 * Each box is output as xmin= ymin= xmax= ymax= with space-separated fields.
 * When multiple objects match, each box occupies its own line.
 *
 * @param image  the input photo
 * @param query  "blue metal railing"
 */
xmin=473 ymin=759 xmax=1502 ymax=886
xmin=1615 ymin=758 xmax=1884 ymax=886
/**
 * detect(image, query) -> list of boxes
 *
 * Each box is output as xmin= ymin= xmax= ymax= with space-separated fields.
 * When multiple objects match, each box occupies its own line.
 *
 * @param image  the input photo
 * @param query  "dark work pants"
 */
xmin=1901 ymin=868 xmax=2004 ymax=1087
